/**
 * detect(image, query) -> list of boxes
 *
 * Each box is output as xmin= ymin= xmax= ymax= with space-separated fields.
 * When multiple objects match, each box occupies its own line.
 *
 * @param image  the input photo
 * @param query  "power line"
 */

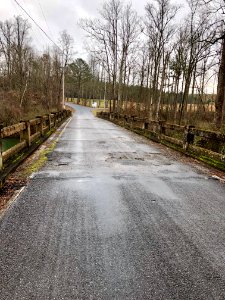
xmin=37 ymin=0 xmax=53 ymax=37
xmin=13 ymin=0 xmax=62 ymax=52
xmin=20 ymin=0 xmax=46 ymax=44
xmin=17 ymin=0 xmax=46 ymax=50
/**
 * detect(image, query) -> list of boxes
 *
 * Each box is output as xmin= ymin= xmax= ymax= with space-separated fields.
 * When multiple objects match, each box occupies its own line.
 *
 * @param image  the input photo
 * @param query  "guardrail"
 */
xmin=97 ymin=112 xmax=225 ymax=171
xmin=0 ymin=109 xmax=72 ymax=187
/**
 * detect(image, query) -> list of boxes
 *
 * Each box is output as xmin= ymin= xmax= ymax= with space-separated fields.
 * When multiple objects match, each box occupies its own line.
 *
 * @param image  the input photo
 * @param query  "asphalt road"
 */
xmin=1 ymin=104 xmax=225 ymax=299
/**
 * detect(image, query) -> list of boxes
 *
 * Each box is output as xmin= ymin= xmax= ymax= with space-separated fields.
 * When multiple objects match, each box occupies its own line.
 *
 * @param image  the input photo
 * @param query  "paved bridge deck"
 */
xmin=1 ymin=104 xmax=225 ymax=299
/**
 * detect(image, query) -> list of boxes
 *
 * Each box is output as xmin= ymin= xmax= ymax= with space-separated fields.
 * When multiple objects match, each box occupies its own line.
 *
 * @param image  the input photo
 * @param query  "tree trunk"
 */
xmin=214 ymin=39 xmax=225 ymax=128
xmin=156 ymin=52 xmax=169 ymax=121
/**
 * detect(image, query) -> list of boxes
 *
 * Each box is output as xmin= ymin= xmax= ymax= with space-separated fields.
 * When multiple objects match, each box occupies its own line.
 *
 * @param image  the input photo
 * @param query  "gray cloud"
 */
xmin=0 ymin=0 xmax=187 ymax=59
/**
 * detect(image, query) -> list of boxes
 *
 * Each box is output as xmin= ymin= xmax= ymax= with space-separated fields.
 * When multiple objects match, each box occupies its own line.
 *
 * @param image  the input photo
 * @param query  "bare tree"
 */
xmin=117 ymin=4 xmax=140 ymax=111
xmin=145 ymin=0 xmax=179 ymax=120
xmin=0 ymin=16 xmax=71 ymax=125
xmin=199 ymin=0 xmax=225 ymax=127
xmin=58 ymin=30 xmax=73 ymax=108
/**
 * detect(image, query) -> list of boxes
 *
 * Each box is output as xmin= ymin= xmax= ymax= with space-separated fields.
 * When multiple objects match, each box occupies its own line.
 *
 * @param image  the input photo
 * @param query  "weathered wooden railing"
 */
xmin=97 ymin=112 xmax=225 ymax=171
xmin=0 ymin=110 xmax=72 ymax=186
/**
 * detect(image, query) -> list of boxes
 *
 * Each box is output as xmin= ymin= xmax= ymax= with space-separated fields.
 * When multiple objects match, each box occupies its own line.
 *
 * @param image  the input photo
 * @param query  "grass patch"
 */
xmin=23 ymin=141 xmax=56 ymax=176
xmin=198 ymin=155 xmax=225 ymax=171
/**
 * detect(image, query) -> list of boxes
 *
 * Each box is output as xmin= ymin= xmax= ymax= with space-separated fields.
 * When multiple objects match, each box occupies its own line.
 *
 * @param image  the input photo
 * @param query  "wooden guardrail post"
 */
xmin=52 ymin=113 xmax=56 ymax=126
xmin=40 ymin=116 xmax=44 ymax=136
xmin=36 ymin=116 xmax=44 ymax=136
xmin=48 ymin=114 xmax=51 ymax=130
xmin=55 ymin=112 xmax=58 ymax=126
xmin=19 ymin=121 xmax=31 ymax=147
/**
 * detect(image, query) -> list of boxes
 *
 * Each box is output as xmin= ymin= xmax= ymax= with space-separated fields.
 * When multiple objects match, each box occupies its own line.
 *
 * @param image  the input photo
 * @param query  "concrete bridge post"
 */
xmin=183 ymin=125 xmax=195 ymax=150
xmin=25 ymin=121 xmax=31 ymax=147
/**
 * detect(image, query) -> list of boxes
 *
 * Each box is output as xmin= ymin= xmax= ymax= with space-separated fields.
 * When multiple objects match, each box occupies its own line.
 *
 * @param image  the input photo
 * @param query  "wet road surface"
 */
xmin=1 ymin=104 xmax=225 ymax=299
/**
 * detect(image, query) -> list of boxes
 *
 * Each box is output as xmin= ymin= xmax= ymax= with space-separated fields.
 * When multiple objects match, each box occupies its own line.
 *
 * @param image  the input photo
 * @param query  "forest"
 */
xmin=0 ymin=16 xmax=72 ymax=126
xmin=1 ymin=0 xmax=225 ymax=130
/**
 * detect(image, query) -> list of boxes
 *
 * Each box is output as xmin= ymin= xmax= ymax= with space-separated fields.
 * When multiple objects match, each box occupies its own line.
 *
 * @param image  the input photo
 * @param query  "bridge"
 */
xmin=1 ymin=103 xmax=225 ymax=299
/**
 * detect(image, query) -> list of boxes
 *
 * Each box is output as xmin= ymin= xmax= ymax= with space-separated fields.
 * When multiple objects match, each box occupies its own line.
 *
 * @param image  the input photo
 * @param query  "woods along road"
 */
xmin=1 ymin=103 xmax=225 ymax=299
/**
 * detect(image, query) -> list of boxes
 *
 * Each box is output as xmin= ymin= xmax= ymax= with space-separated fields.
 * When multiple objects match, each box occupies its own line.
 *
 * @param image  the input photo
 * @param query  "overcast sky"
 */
xmin=0 ymin=0 xmax=187 ymax=59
